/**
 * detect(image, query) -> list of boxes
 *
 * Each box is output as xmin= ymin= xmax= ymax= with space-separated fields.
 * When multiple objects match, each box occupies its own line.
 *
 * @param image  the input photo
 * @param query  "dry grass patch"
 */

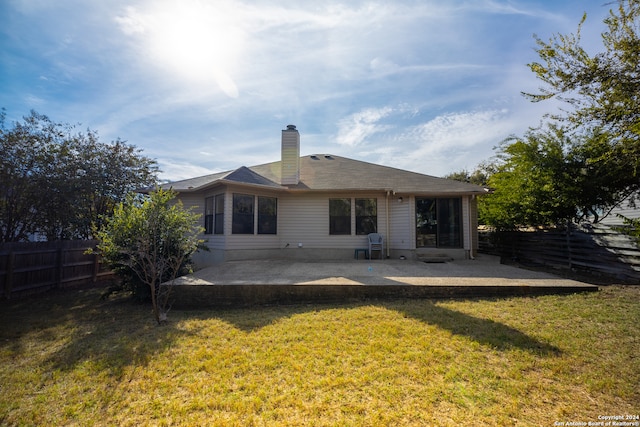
xmin=1 ymin=286 xmax=638 ymax=426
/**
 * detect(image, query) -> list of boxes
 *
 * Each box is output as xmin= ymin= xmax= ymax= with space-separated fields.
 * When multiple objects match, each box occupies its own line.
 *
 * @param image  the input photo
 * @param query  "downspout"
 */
xmin=386 ymin=191 xmax=391 ymax=258
xmin=468 ymin=195 xmax=475 ymax=260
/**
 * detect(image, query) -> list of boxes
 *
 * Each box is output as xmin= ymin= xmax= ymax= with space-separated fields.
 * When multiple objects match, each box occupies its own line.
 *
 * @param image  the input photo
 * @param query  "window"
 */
xmin=329 ymin=198 xmax=351 ymax=235
xmin=415 ymin=197 xmax=461 ymax=248
xmin=356 ymin=198 xmax=377 ymax=235
xmin=204 ymin=194 xmax=225 ymax=235
xmin=204 ymin=197 xmax=214 ymax=235
xmin=214 ymin=194 xmax=224 ymax=234
xmin=232 ymin=194 xmax=254 ymax=234
xmin=258 ymin=196 xmax=277 ymax=234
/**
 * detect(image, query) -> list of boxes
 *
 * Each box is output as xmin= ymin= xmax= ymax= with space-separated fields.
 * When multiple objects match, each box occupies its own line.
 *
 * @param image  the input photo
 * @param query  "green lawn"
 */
xmin=1 ymin=285 xmax=638 ymax=426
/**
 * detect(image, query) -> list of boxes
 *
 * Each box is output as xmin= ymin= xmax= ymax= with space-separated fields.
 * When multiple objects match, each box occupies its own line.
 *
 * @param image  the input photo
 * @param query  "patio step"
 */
xmin=417 ymin=254 xmax=454 ymax=263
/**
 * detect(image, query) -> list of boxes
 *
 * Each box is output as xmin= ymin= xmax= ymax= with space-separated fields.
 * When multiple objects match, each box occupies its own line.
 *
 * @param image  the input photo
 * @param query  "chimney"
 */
xmin=281 ymin=124 xmax=300 ymax=185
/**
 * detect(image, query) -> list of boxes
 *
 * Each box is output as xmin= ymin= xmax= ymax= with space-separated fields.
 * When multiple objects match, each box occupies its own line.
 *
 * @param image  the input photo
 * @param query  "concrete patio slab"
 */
xmin=168 ymin=254 xmax=598 ymax=307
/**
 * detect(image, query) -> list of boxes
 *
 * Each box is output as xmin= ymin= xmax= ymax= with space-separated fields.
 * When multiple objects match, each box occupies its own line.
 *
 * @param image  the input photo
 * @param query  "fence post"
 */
xmin=55 ymin=247 xmax=63 ymax=289
xmin=566 ymin=220 xmax=573 ymax=270
xmin=4 ymin=251 xmax=15 ymax=298
xmin=92 ymin=253 xmax=100 ymax=283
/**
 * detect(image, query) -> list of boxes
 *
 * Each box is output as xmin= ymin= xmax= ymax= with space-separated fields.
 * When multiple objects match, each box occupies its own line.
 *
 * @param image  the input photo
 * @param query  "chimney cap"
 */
xmin=285 ymin=124 xmax=297 ymax=130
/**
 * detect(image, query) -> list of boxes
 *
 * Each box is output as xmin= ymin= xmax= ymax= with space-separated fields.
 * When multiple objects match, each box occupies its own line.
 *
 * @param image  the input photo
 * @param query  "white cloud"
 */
xmin=463 ymin=0 xmax=560 ymax=19
xmin=335 ymin=107 xmax=394 ymax=146
xmin=24 ymin=94 xmax=46 ymax=106
xmin=114 ymin=6 xmax=146 ymax=35
xmin=156 ymin=160 xmax=215 ymax=182
xmin=352 ymin=107 xmax=526 ymax=177
xmin=409 ymin=109 xmax=511 ymax=152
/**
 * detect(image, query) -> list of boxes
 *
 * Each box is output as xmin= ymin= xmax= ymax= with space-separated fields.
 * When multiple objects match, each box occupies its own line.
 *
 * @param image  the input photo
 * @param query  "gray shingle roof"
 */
xmin=162 ymin=154 xmax=486 ymax=195
xmin=159 ymin=171 xmax=229 ymax=191
xmin=223 ymin=166 xmax=283 ymax=188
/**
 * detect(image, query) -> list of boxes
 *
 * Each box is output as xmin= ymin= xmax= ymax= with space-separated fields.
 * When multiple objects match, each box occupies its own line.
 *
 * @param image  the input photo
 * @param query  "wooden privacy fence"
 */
xmin=479 ymin=223 xmax=640 ymax=283
xmin=0 ymin=240 xmax=115 ymax=299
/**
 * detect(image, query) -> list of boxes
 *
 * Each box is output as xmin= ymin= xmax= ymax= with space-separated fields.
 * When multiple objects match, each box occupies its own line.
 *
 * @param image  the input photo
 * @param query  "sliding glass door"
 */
xmin=415 ymin=197 xmax=461 ymax=248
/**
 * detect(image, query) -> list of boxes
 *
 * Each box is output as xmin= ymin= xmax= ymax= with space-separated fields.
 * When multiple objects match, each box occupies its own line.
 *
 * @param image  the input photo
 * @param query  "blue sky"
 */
xmin=1 ymin=0 xmax=610 ymax=181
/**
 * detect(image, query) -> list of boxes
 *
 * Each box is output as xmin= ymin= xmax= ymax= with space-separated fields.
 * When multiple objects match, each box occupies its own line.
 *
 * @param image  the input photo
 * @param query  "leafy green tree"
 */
xmin=525 ymin=0 xmax=640 ymax=139
xmin=522 ymin=0 xmax=640 ymax=214
xmin=480 ymin=126 xmax=570 ymax=229
xmin=444 ymin=166 xmax=491 ymax=187
xmin=480 ymin=124 xmax=638 ymax=228
xmin=481 ymin=1 xmax=640 ymax=229
xmin=0 ymin=110 xmax=158 ymax=241
xmin=95 ymin=189 xmax=203 ymax=324
xmin=0 ymin=110 xmax=62 ymax=241
xmin=41 ymin=130 xmax=158 ymax=240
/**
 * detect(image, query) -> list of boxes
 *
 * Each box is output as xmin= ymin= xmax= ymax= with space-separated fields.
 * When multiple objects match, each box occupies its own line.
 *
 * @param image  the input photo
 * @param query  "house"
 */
xmin=600 ymin=193 xmax=639 ymax=226
xmin=160 ymin=125 xmax=488 ymax=267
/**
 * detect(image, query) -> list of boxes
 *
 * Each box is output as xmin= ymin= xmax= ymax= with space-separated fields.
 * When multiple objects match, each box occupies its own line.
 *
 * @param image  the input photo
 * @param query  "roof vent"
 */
xmin=310 ymin=155 xmax=319 ymax=160
xmin=324 ymin=155 xmax=334 ymax=160
xmin=286 ymin=124 xmax=297 ymax=130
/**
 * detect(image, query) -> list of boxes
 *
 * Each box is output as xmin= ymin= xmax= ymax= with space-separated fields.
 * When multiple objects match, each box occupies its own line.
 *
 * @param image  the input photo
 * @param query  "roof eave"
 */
xmin=218 ymin=179 xmax=288 ymax=192
xmin=278 ymin=186 xmax=489 ymax=196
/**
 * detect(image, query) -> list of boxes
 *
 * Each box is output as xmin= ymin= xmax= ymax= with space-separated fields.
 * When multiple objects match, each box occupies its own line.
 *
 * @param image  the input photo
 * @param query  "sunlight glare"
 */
xmin=144 ymin=0 xmax=245 ymax=98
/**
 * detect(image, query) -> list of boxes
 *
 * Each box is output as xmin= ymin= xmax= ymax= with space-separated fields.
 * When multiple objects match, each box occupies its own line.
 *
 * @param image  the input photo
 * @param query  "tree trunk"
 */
xmin=150 ymin=280 xmax=161 ymax=325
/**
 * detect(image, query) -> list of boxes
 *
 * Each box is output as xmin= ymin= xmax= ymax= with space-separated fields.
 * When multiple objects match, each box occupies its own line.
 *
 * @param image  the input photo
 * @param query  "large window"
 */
xmin=258 ymin=196 xmax=277 ymax=234
xmin=415 ymin=198 xmax=461 ymax=248
xmin=329 ymin=198 xmax=351 ymax=235
xmin=231 ymin=194 xmax=278 ymax=235
xmin=214 ymin=194 xmax=224 ymax=234
xmin=204 ymin=197 xmax=214 ymax=235
xmin=204 ymin=194 xmax=224 ymax=235
xmin=232 ymin=194 xmax=254 ymax=234
xmin=355 ymin=198 xmax=377 ymax=235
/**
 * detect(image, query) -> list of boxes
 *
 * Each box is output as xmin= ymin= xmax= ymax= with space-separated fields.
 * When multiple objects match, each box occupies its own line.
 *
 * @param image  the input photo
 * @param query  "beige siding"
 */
xmin=281 ymin=129 xmax=300 ymax=185
xmin=177 ymin=193 xmax=203 ymax=213
xmin=470 ymin=197 xmax=479 ymax=253
xmin=409 ymin=196 xmax=416 ymax=249
xmin=389 ymin=195 xmax=412 ymax=249
xmin=601 ymin=197 xmax=640 ymax=226
xmin=462 ymin=196 xmax=470 ymax=251
xmin=279 ymin=192 xmax=388 ymax=249
xmin=179 ymin=189 xmax=476 ymax=256
xmin=226 ymin=235 xmax=280 ymax=250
